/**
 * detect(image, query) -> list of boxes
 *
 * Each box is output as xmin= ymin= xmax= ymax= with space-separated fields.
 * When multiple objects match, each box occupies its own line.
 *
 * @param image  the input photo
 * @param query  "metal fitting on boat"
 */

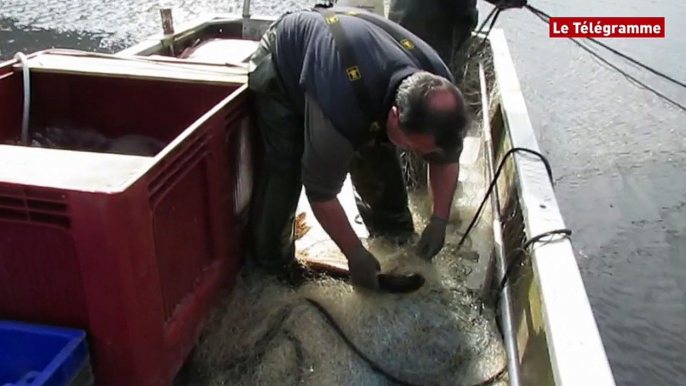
xmin=159 ymin=8 xmax=175 ymax=56
xmin=160 ymin=8 xmax=175 ymax=35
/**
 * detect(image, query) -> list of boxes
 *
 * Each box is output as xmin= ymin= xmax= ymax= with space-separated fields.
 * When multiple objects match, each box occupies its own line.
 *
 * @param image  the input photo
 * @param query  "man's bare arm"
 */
xmin=428 ymin=161 xmax=460 ymax=219
xmin=309 ymin=198 xmax=363 ymax=257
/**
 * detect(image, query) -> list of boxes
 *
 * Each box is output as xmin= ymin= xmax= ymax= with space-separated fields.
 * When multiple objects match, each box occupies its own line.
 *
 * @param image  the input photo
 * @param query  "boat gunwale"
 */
xmin=115 ymin=14 xmax=279 ymax=57
xmin=488 ymin=28 xmax=616 ymax=385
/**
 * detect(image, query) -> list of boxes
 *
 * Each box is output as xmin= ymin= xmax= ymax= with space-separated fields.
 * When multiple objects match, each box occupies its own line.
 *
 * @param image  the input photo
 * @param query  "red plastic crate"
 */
xmin=0 ymin=59 xmax=256 ymax=385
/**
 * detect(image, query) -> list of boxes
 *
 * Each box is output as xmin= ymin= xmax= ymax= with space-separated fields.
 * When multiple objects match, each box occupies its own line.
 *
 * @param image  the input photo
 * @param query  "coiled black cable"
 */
xmin=455 ymin=147 xmax=556 ymax=253
xmin=474 ymin=7 xmax=502 ymax=52
xmin=303 ymin=297 xmax=508 ymax=386
xmin=491 ymin=228 xmax=572 ymax=307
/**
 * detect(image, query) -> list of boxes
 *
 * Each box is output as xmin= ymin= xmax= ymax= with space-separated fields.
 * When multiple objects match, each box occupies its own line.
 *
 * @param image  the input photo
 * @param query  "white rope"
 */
xmin=13 ymin=52 xmax=31 ymax=145
xmin=9 ymin=46 xmax=249 ymax=146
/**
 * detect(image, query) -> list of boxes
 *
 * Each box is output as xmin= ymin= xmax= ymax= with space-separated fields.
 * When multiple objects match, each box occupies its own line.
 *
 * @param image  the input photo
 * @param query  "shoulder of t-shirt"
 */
xmin=384 ymin=19 xmax=455 ymax=81
xmin=278 ymin=9 xmax=325 ymax=32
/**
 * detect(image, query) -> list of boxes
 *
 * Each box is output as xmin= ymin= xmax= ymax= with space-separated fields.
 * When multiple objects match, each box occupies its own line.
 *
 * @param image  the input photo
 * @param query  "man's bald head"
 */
xmin=391 ymin=71 xmax=469 ymax=156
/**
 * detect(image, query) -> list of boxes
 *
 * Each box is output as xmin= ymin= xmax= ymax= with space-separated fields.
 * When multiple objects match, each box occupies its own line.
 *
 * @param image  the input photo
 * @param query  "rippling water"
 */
xmin=2 ymin=1 xmax=685 ymax=385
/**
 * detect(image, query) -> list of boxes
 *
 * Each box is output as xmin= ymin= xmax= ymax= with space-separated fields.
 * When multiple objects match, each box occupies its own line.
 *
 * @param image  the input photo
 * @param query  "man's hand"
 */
xmin=422 ymin=161 xmax=458 ymax=260
xmin=484 ymin=0 xmax=527 ymax=9
xmin=308 ymin=197 xmax=381 ymax=291
xmin=348 ymin=244 xmax=381 ymax=291
xmin=416 ymin=216 xmax=448 ymax=260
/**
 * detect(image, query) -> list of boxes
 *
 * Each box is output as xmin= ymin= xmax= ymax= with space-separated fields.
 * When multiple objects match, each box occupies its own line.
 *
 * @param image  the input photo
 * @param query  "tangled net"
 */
xmin=180 ymin=232 xmax=506 ymax=386
xmin=176 ymin=35 xmax=505 ymax=386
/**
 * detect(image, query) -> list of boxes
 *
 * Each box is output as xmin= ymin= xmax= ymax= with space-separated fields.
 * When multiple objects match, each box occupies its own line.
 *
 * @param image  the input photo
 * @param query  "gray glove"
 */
xmin=348 ymin=244 xmax=381 ymax=291
xmin=416 ymin=216 xmax=448 ymax=260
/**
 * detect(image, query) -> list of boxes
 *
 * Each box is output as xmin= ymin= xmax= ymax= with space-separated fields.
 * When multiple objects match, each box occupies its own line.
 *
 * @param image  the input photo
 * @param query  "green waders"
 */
xmin=388 ymin=0 xmax=478 ymax=69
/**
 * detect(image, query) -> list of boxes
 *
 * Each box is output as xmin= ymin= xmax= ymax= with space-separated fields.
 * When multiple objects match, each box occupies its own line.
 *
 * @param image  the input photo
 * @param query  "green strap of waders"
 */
xmin=312 ymin=6 xmax=440 ymax=134
xmin=313 ymin=6 xmax=382 ymax=133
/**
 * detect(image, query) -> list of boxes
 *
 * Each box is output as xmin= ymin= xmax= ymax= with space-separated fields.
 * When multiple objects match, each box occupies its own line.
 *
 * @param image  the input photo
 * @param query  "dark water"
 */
xmin=1 ymin=0 xmax=684 ymax=385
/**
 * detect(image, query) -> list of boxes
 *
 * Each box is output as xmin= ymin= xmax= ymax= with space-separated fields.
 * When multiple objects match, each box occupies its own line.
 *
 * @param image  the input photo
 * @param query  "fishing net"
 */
xmin=180 ymin=232 xmax=506 ymax=386
xmin=176 ymin=36 xmax=507 ymax=386
xmin=2 ymin=127 xmax=164 ymax=157
xmin=180 ymin=186 xmax=506 ymax=386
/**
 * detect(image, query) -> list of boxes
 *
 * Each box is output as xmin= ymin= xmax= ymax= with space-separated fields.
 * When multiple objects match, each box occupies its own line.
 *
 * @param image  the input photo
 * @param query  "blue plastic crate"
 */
xmin=0 ymin=321 xmax=91 ymax=386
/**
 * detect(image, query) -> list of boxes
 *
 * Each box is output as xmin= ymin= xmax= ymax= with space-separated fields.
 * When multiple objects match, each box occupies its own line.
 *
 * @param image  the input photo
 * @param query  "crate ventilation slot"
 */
xmin=148 ymin=132 xmax=210 ymax=204
xmin=0 ymin=187 xmax=70 ymax=228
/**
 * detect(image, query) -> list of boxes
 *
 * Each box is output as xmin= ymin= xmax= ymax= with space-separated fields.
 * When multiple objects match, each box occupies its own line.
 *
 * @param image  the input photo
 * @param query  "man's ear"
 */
xmin=390 ymin=106 xmax=399 ymax=119
xmin=387 ymin=106 xmax=399 ymax=127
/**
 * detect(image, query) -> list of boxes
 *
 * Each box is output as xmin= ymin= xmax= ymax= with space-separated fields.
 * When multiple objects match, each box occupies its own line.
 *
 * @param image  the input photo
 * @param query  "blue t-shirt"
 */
xmin=272 ymin=7 xmax=462 ymax=201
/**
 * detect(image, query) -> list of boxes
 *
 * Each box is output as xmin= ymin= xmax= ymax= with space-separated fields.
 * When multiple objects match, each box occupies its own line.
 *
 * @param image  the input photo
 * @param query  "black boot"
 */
xmin=247 ymin=163 xmax=303 ymax=280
